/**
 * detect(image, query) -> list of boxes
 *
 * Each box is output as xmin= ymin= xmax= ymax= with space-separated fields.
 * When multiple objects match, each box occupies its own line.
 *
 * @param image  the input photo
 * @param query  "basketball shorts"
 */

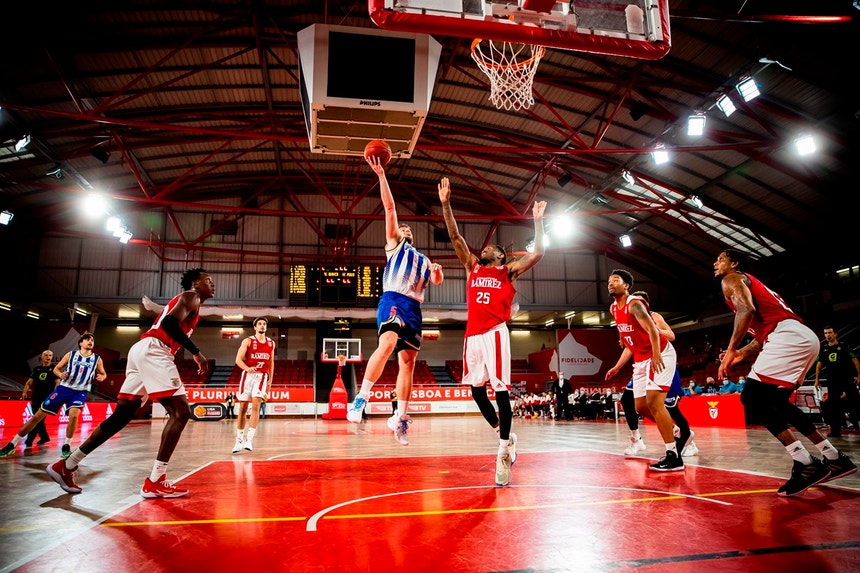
xmin=749 ymin=319 xmax=819 ymax=389
xmin=41 ymin=385 xmax=88 ymax=416
xmin=461 ymin=323 xmax=511 ymax=393
xmin=664 ymin=370 xmax=684 ymax=408
xmin=237 ymin=371 xmax=269 ymax=401
xmin=119 ymin=337 xmax=187 ymax=401
xmin=377 ymin=291 xmax=423 ymax=352
xmin=631 ymin=343 xmax=677 ymax=398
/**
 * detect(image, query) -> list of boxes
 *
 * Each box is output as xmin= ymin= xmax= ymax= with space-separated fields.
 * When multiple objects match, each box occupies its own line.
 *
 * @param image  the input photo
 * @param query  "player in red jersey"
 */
xmin=438 ymin=177 xmax=546 ymax=486
xmin=716 ymin=249 xmax=856 ymax=495
xmin=232 ymin=317 xmax=275 ymax=453
xmin=605 ymin=270 xmax=683 ymax=471
xmin=46 ymin=268 xmax=214 ymax=498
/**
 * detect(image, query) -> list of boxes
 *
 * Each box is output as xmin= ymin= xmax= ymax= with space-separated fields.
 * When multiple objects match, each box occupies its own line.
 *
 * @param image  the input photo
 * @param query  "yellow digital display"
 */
xmin=290 ymin=265 xmax=307 ymax=294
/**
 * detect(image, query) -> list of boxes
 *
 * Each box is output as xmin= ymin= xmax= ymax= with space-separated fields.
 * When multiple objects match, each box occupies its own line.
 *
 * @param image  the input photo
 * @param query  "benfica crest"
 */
xmin=708 ymin=401 xmax=720 ymax=420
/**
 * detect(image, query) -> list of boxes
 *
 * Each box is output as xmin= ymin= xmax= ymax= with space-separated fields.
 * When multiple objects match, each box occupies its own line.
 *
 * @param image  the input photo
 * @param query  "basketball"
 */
xmin=364 ymin=139 xmax=392 ymax=167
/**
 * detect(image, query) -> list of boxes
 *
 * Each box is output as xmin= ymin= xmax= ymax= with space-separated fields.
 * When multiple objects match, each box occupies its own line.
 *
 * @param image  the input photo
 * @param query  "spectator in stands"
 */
xmin=438 ymin=176 xmax=546 ymax=486
xmin=704 ymin=376 xmax=719 ymax=394
xmin=554 ymin=371 xmax=571 ymax=420
xmin=814 ymin=326 xmax=860 ymax=438
xmin=390 ymin=390 xmax=398 ymax=416
xmin=575 ymin=388 xmax=589 ymax=419
xmin=685 ymin=379 xmax=702 ymax=396
xmin=587 ymin=387 xmax=603 ymax=419
xmin=21 ymin=350 xmax=58 ymax=448
xmin=225 ymin=392 xmax=235 ymax=420
xmin=233 ymin=317 xmax=275 ymax=453
xmin=719 ymin=377 xmax=740 ymax=394
xmin=44 ymin=268 xmax=214 ymax=498
xmin=2 ymin=334 xmax=106 ymax=460
xmin=347 ymin=157 xmax=444 ymax=448
xmin=737 ymin=376 xmax=746 ymax=393
xmin=715 ymin=248 xmax=856 ymax=496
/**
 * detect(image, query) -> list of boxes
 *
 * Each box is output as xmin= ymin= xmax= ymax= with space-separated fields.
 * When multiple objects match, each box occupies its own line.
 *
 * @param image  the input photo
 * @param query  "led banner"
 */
xmin=0 ymin=401 xmax=114 ymax=431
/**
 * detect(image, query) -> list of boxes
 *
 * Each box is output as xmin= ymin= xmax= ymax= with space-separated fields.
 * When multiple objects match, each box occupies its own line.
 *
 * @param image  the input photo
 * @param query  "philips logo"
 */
xmin=359 ymin=100 xmax=382 ymax=107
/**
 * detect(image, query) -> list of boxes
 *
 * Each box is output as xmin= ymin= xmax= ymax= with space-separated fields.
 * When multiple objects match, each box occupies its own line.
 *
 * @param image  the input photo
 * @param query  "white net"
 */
xmin=471 ymin=39 xmax=545 ymax=111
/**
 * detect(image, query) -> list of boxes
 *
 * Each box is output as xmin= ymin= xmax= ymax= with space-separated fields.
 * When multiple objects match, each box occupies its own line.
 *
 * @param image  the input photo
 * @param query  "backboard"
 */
xmin=369 ymin=0 xmax=671 ymax=60
xmin=321 ymin=338 xmax=363 ymax=363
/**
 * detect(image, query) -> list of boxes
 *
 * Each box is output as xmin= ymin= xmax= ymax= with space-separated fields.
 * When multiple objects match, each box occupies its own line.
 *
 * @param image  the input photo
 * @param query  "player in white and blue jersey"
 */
xmin=1 ymin=332 xmax=106 ymax=459
xmin=347 ymin=155 xmax=443 ymax=446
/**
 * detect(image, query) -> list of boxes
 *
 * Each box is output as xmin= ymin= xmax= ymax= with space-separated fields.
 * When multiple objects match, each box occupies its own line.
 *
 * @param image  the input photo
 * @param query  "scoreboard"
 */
xmin=289 ymin=265 xmax=382 ymax=307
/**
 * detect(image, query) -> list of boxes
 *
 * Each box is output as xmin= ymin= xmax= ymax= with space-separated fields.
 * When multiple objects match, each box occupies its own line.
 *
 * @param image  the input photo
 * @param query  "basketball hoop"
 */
xmin=471 ymin=38 xmax=545 ymax=111
xmin=337 ymin=355 xmax=347 ymax=367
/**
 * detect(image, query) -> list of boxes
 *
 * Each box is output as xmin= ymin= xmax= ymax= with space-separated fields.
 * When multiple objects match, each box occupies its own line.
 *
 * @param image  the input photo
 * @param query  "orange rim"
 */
xmin=471 ymin=38 xmax=546 ymax=71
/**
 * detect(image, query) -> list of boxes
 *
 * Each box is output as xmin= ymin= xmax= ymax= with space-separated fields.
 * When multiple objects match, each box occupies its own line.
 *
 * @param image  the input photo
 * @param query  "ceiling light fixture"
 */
xmin=119 ymin=230 xmax=133 ymax=244
xmin=621 ymin=170 xmax=635 ymax=185
xmin=651 ymin=144 xmax=669 ymax=165
xmin=737 ymin=76 xmax=760 ymax=102
xmin=591 ymin=193 xmax=609 ymax=206
xmin=716 ymin=94 xmax=736 ymax=117
xmin=14 ymin=134 xmax=30 ymax=152
xmin=687 ymin=114 xmax=706 ymax=136
xmin=0 ymin=210 xmax=13 ymax=225
xmin=794 ymin=134 xmax=816 ymax=155
xmin=619 ymin=234 xmax=632 ymax=248
xmin=690 ymin=195 xmax=704 ymax=208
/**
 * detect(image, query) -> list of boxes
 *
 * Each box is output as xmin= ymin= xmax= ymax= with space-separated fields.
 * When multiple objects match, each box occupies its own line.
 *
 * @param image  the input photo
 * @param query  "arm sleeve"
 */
xmin=160 ymin=315 xmax=200 ymax=356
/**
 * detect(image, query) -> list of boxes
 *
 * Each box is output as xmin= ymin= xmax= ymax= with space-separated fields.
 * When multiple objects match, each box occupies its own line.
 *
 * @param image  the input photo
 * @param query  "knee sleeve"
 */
xmin=621 ymin=389 xmax=637 ymax=430
xmin=496 ymin=391 xmax=512 ymax=439
xmin=741 ymin=379 xmax=791 ymax=436
xmin=471 ymin=385 xmax=499 ymax=428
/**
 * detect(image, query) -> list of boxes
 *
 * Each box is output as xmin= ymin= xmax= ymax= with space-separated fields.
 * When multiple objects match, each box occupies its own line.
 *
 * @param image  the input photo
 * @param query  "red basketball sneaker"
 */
xmin=141 ymin=475 xmax=189 ymax=499
xmin=46 ymin=459 xmax=82 ymax=494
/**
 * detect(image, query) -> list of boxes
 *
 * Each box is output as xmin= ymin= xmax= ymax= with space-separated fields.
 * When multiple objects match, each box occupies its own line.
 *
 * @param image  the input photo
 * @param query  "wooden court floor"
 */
xmin=1 ymin=415 xmax=859 ymax=572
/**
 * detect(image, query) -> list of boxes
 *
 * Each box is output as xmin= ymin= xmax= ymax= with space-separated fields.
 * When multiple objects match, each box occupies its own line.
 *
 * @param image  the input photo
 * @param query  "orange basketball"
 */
xmin=364 ymin=139 xmax=392 ymax=167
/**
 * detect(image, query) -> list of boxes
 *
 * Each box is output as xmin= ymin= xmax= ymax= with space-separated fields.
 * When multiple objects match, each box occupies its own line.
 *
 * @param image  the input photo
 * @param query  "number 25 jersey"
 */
xmin=465 ymin=263 xmax=516 ymax=337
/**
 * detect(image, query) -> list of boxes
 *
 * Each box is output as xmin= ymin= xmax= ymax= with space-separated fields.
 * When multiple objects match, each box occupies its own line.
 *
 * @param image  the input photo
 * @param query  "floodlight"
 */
xmin=651 ymin=144 xmax=669 ymax=165
xmin=690 ymin=195 xmax=704 ymax=208
xmin=687 ymin=114 xmax=706 ymax=136
xmin=794 ymin=134 xmax=816 ymax=156
xmin=716 ymin=94 xmax=736 ymax=117
xmin=737 ymin=76 xmax=760 ymax=102
xmin=106 ymin=216 xmax=122 ymax=232
xmin=592 ymin=193 xmax=609 ymax=205
xmin=0 ymin=210 xmax=13 ymax=225
xmin=14 ymin=135 xmax=30 ymax=152
xmin=112 ymin=225 xmax=126 ymax=238
xmin=119 ymin=230 xmax=133 ymax=244
xmin=621 ymin=170 xmax=635 ymax=185
xmin=619 ymin=234 xmax=632 ymax=248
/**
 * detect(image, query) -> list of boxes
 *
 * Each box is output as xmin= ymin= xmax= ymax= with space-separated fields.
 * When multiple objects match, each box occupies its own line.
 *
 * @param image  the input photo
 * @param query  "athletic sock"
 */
xmin=786 ymin=440 xmax=813 ymax=465
xmin=150 ymin=460 xmax=168 ymax=482
xmin=358 ymin=380 xmax=375 ymax=397
xmin=67 ymin=449 xmax=87 ymax=469
xmin=815 ymin=439 xmax=839 ymax=460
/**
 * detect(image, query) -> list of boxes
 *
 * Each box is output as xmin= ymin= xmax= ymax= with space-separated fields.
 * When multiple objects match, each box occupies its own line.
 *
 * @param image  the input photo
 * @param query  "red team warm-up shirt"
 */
xmin=140 ymin=291 xmax=201 ymax=355
xmin=724 ymin=272 xmax=802 ymax=343
xmin=465 ymin=263 xmax=516 ymax=337
xmin=610 ymin=294 xmax=668 ymax=362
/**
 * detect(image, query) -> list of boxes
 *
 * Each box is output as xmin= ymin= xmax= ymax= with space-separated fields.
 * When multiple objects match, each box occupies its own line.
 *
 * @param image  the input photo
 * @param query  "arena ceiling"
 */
xmin=0 ymin=1 xmax=858 ymax=327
